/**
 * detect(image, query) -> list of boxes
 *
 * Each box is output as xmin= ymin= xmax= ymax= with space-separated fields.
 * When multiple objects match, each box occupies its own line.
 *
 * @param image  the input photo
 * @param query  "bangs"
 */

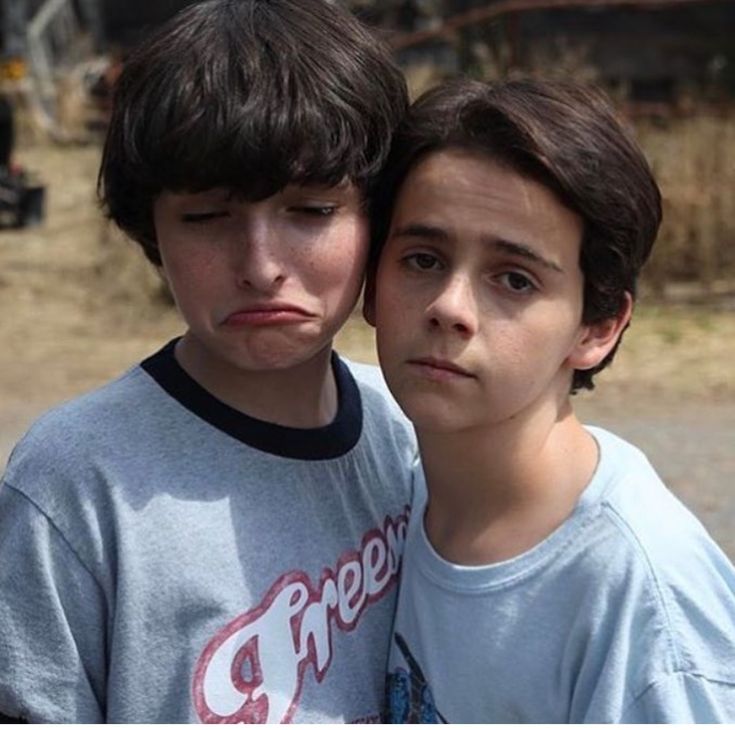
xmin=141 ymin=91 xmax=372 ymax=199
xmin=118 ymin=0 xmax=393 ymax=199
xmin=100 ymin=0 xmax=407 ymax=262
xmin=134 ymin=87 xmax=371 ymax=199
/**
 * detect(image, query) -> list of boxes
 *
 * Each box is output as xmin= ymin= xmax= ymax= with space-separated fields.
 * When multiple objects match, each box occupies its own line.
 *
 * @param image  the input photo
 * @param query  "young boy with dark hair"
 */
xmin=0 ymin=0 xmax=414 ymax=723
xmin=365 ymin=78 xmax=735 ymax=722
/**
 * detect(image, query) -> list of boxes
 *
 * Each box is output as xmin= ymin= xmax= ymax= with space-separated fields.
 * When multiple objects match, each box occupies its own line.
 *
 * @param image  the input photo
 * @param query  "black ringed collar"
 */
xmin=141 ymin=339 xmax=362 ymax=461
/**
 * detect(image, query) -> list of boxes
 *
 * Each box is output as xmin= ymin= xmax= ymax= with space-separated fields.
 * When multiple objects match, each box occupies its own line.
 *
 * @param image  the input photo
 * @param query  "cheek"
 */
xmin=340 ymin=220 xmax=370 ymax=276
xmin=161 ymin=250 xmax=210 ymax=293
xmin=305 ymin=223 xmax=369 ymax=295
xmin=374 ymin=271 xmax=410 ymax=346
xmin=335 ymin=237 xmax=370 ymax=286
xmin=159 ymin=244 xmax=221 ymax=316
xmin=373 ymin=270 xmax=395 ymax=326
xmin=497 ymin=317 xmax=580 ymax=385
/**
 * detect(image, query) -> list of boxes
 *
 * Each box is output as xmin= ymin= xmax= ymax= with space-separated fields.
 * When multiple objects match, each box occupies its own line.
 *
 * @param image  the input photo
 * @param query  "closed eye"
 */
xmin=181 ymin=211 xmax=230 ymax=223
xmin=289 ymin=205 xmax=338 ymax=217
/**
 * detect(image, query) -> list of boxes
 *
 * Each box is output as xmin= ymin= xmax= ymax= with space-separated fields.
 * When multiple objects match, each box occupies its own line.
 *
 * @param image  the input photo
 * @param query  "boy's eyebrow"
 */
xmin=390 ymin=223 xmax=564 ymax=273
xmin=492 ymin=240 xmax=564 ymax=273
xmin=391 ymin=222 xmax=448 ymax=242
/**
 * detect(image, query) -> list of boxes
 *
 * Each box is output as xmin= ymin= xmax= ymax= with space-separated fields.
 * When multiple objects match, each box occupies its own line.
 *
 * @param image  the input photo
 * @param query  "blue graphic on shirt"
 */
xmin=385 ymin=632 xmax=447 ymax=723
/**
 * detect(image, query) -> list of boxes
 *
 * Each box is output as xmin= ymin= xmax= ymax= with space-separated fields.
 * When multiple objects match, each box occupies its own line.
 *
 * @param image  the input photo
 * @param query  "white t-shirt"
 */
xmin=388 ymin=426 xmax=735 ymax=722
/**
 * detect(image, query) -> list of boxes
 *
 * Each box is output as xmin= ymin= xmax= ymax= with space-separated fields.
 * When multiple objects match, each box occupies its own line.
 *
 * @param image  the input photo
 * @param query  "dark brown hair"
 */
xmin=371 ymin=78 xmax=662 ymax=392
xmin=99 ymin=0 xmax=408 ymax=265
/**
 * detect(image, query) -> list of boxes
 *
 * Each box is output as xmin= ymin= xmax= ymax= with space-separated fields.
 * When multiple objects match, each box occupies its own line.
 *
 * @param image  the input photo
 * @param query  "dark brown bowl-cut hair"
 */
xmin=370 ymin=78 xmax=662 ymax=393
xmin=99 ymin=0 xmax=408 ymax=265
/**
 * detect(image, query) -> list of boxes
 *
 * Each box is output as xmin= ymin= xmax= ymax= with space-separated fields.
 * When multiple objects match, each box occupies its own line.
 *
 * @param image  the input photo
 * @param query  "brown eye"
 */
xmin=405 ymin=253 xmax=441 ymax=271
xmin=499 ymin=271 xmax=535 ymax=293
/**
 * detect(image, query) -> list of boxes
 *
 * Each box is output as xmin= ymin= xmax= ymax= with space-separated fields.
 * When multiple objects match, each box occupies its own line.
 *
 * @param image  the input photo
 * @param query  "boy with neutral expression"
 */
xmin=367 ymin=78 xmax=735 ymax=722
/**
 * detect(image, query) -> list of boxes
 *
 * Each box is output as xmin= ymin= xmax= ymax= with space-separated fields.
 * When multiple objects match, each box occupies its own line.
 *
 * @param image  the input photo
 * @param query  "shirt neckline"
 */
xmin=140 ymin=338 xmax=362 ymax=460
xmin=412 ymin=427 xmax=618 ymax=592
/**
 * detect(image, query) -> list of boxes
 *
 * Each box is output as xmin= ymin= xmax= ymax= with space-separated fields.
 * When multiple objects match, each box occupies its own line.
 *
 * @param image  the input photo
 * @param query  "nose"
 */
xmin=425 ymin=273 xmax=479 ymax=337
xmin=234 ymin=218 xmax=286 ymax=292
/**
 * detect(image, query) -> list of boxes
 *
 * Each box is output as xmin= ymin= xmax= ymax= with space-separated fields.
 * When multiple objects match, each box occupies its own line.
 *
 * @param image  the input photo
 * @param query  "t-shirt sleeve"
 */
xmin=0 ymin=481 xmax=107 ymax=723
xmin=621 ymin=671 xmax=735 ymax=723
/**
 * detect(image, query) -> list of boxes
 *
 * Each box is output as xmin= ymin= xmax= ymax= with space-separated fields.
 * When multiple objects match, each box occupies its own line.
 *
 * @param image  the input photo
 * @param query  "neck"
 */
xmin=417 ymin=401 xmax=599 ymax=566
xmin=174 ymin=334 xmax=338 ymax=428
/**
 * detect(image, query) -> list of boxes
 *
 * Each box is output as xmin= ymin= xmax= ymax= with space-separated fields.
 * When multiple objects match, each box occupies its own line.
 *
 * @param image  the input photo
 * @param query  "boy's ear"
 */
xmin=567 ymin=292 xmax=633 ymax=371
xmin=362 ymin=264 xmax=377 ymax=327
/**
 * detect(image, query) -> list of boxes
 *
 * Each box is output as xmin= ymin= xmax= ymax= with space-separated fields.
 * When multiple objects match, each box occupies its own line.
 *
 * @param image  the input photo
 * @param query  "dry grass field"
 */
xmin=1 ymin=142 xmax=734 ymax=556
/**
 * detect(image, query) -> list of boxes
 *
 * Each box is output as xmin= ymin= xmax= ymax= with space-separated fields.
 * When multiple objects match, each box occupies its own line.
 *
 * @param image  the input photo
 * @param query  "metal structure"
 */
xmin=0 ymin=95 xmax=45 ymax=228
xmin=26 ymin=0 xmax=82 ymax=132
xmin=390 ymin=0 xmax=728 ymax=49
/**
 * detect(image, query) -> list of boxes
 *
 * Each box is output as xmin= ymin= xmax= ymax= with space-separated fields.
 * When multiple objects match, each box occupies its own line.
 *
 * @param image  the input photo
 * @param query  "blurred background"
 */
xmin=0 ymin=0 xmax=733 ymax=555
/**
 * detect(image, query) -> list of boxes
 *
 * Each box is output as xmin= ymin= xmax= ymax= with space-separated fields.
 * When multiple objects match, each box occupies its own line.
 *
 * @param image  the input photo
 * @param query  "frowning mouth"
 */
xmin=222 ymin=305 xmax=314 ymax=327
xmin=407 ymin=357 xmax=475 ymax=379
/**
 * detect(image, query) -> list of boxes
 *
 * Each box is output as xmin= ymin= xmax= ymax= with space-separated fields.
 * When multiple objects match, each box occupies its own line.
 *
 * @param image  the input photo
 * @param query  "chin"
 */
xmin=228 ymin=331 xmax=332 ymax=371
xmin=397 ymin=395 xmax=474 ymax=434
xmin=237 ymin=350 xmax=324 ymax=373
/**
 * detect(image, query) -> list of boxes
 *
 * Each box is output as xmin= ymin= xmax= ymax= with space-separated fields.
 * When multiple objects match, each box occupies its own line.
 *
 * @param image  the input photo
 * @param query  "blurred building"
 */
xmin=1 ymin=0 xmax=194 ymax=59
xmin=512 ymin=3 xmax=735 ymax=103
xmin=379 ymin=0 xmax=735 ymax=103
xmin=2 ymin=0 xmax=734 ymax=105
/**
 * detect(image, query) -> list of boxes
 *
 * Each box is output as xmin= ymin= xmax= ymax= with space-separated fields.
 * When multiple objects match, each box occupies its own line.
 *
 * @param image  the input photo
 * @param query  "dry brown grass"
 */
xmin=636 ymin=113 xmax=735 ymax=293
xmin=0 ymin=144 xmax=180 ymax=404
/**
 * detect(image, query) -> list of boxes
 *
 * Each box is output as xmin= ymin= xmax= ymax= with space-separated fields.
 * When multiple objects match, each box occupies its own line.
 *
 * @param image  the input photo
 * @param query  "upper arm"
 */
xmin=621 ymin=671 xmax=735 ymax=723
xmin=0 ymin=482 xmax=107 ymax=723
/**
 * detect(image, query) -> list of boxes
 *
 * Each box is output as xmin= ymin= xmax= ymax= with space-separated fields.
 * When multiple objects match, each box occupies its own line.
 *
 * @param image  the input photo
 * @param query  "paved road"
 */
xmin=2 ymin=393 xmax=733 ymax=559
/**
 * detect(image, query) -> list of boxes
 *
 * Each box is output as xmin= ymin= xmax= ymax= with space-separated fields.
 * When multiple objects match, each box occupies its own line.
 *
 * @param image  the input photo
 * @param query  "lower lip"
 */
xmin=223 ymin=310 xmax=312 ymax=327
xmin=408 ymin=361 xmax=473 ymax=382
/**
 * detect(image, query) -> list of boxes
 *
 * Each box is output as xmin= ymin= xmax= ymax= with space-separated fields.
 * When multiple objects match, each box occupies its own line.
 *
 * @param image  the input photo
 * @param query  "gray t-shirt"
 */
xmin=388 ymin=426 xmax=735 ymax=723
xmin=0 ymin=340 xmax=415 ymax=723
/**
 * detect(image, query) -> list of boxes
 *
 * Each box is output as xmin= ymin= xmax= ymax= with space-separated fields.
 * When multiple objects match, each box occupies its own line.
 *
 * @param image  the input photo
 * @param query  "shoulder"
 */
xmin=338 ymin=358 xmax=416 ymax=496
xmin=3 ymin=363 xmax=168 ymax=502
xmin=620 ymin=669 xmax=735 ymax=722
xmin=340 ymin=357 xmax=410 ymax=429
xmin=571 ymin=427 xmax=735 ymax=686
xmin=582 ymin=426 xmax=715 ymax=556
xmin=9 ymin=364 xmax=158 ymax=450
xmin=587 ymin=427 xmax=729 ymax=577
xmin=341 ymin=358 xmax=392 ymax=399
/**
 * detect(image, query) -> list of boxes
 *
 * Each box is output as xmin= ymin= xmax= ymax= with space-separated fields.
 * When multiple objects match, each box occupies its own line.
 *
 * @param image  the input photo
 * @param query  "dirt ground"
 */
xmin=1 ymin=143 xmax=734 ymax=558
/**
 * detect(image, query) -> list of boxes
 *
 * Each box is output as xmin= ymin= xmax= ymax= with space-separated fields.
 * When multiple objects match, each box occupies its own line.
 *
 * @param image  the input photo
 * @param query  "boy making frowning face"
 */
xmin=0 ymin=0 xmax=415 ymax=723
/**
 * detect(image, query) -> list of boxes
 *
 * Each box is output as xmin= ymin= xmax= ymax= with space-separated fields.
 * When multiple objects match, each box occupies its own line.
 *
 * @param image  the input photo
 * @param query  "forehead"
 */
xmin=392 ymin=148 xmax=582 ymax=249
xmin=395 ymin=148 xmax=574 ymax=218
